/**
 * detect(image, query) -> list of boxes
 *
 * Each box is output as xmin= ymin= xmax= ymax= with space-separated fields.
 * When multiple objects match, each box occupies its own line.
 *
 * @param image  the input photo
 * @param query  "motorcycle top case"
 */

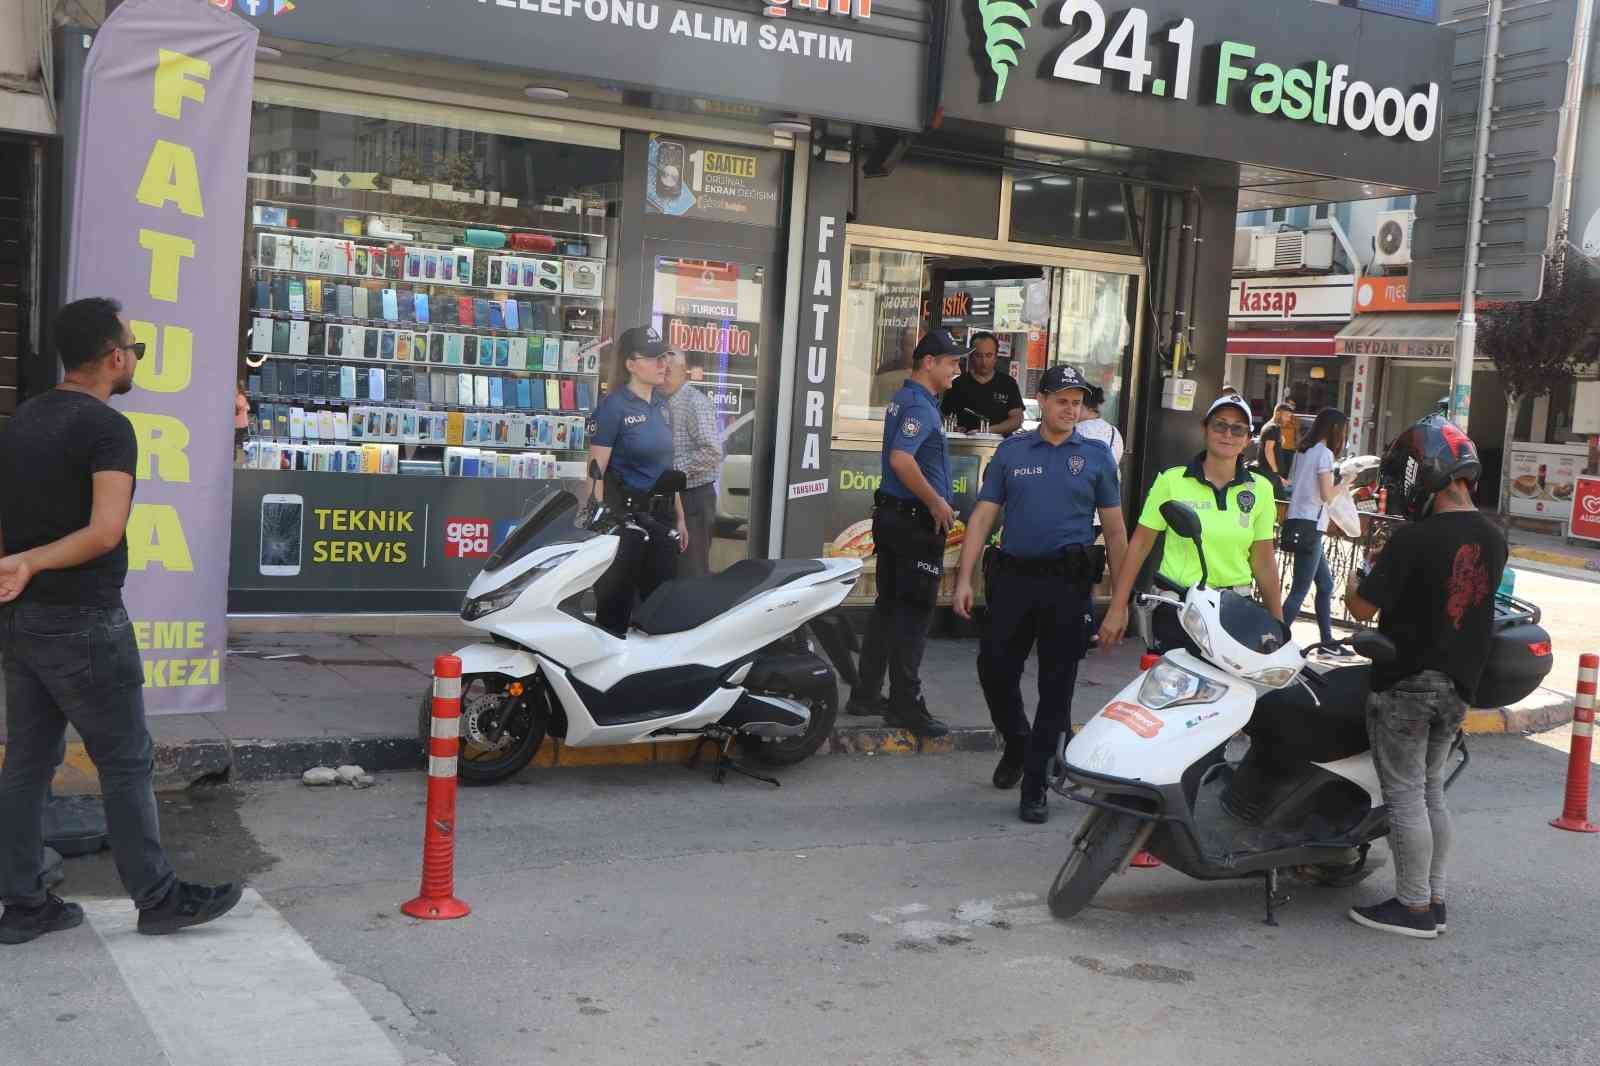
xmin=1470 ymin=598 xmax=1553 ymax=709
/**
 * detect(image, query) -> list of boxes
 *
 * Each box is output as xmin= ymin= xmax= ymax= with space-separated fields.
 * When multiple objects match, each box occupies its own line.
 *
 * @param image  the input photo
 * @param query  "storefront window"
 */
xmin=238 ymin=101 xmax=619 ymax=479
xmin=1281 ymin=358 xmax=1347 ymax=419
xmin=1051 ymin=268 xmax=1135 ymax=425
xmin=837 ymin=247 xmax=925 ymax=424
xmin=1008 ymin=175 xmax=1142 ymax=251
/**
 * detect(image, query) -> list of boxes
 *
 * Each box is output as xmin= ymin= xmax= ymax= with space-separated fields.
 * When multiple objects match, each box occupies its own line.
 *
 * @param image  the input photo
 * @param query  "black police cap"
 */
xmin=1038 ymin=364 xmax=1091 ymax=395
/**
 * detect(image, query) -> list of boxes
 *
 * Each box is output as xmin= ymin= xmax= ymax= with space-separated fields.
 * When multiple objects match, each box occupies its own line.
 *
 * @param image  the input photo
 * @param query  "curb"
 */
xmin=12 ymin=694 xmax=1574 ymax=793
xmin=1510 ymin=545 xmax=1600 ymax=574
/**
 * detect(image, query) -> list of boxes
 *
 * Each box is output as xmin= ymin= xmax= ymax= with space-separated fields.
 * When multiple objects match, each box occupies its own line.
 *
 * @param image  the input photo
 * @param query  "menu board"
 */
xmin=1506 ymin=445 xmax=1582 ymax=521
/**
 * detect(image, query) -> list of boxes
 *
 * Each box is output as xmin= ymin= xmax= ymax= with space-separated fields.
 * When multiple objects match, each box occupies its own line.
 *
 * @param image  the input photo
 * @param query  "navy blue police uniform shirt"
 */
xmin=589 ymin=387 xmax=673 ymax=492
xmin=980 ymin=429 xmax=1119 ymax=558
xmin=879 ymin=380 xmax=951 ymax=502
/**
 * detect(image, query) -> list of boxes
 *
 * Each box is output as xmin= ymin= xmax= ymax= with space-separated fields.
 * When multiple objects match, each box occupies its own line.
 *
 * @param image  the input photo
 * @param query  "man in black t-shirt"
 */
xmin=1344 ymin=416 xmax=1506 ymax=941
xmin=0 ymin=297 xmax=241 ymax=944
xmin=940 ymin=332 xmax=1024 ymax=435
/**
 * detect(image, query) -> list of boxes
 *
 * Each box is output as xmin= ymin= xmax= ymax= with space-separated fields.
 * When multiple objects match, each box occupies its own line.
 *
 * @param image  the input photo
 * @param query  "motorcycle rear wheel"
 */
xmin=740 ymin=685 xmax=838 ymax=768
xmin=1047 ymin=807 xmax=1146 ymax=919
xmin=416 ymin=673 xmax=549 ymax=786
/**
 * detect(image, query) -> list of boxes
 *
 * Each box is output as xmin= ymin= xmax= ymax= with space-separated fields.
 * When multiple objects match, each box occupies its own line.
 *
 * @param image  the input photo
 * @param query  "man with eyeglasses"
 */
xmin=0 ymin=297 xmax=242 ymax=944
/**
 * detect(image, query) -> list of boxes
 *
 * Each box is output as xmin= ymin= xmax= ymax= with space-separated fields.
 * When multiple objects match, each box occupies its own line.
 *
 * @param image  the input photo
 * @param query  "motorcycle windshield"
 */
xmin=1218 ymin=591 xmax=1290 ymax=654
xmin=482 ymin=488 xmax=589 ymax=573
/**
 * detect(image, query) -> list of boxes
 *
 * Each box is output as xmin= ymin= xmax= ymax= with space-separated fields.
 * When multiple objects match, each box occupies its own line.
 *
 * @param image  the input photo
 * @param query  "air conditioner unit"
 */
xmin=1372 ymin=209 xmax=1414 ymax=272
xmin=1233 ymin=226 xmax=1264 ymax=271
xmin=1250 ymin=230 xmax=1334 ymax=272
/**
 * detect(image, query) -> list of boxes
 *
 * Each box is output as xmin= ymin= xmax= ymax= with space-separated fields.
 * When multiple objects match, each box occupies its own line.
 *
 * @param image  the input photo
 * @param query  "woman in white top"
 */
xmin=1073 ymin=386 xmax=1124 ymax=465
xmin=1280 ymin=407 xmax=1348 ymax=644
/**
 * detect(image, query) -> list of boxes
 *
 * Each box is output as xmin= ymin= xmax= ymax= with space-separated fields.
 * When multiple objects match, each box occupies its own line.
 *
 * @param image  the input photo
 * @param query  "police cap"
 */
xmin=912 ymin=330 xmax=966 ymax=361
xmin=1038 ymin=364 xmax=1091 ymax=395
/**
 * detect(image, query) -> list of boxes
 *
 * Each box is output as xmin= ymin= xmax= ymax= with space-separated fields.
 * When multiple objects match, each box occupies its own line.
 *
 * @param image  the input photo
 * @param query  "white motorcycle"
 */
xmin=1048 ymin=500 xmax=1440 ymax=925
xmin=424 ymin=472 xmax=861 ymax=785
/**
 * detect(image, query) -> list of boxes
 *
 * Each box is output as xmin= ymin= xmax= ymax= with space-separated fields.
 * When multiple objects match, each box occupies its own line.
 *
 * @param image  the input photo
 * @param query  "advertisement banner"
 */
xmin=1505 ymin=446 xmax=1581 ymax=522
xmin=645 ymin=134 xmax=784 ymax=227
xmin=1572 ymin=477 xmax=1600 ymax=544
xmin=66 ymin=0 xmax=256 ymax=713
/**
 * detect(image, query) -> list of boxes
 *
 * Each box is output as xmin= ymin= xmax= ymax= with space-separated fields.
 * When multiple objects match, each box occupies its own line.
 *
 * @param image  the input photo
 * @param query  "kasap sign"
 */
xmin=68 ymin=0 xmax=256 ymax=713
xmin=1229 ymin=275 xmax=1354 ymax=323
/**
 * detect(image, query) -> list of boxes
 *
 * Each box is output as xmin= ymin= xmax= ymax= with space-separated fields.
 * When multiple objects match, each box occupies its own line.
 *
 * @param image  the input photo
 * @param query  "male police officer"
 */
xmin=851 ymin=330 xmax=964 ymax=738
xmin=953 ymin=365 xmax=1129 ymax=823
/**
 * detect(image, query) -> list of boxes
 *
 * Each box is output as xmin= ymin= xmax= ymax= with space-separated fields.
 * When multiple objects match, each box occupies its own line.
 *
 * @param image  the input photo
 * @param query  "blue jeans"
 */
xmin=1281 ymin=531 xmax=1335 ymax=644
xmin=0 ymin=603 xmax=175 ymax=909
xmin=1368 ymin=671 xmax=1467 ymax=907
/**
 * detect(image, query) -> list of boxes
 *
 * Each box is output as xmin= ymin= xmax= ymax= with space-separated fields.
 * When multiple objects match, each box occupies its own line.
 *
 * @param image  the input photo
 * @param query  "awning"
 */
xmin=1225 ymin=330 xmax=1338 ymax=359
xmin=1334 ymin=313 xmax=1457 ymax=358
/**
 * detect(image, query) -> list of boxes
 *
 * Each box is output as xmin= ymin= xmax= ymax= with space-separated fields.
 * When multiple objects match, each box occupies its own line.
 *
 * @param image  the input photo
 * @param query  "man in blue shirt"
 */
xmin=850 ymin=331 xmax=963 ymax=738
xmin=953 ymin=364 xmax=1130 ymax=823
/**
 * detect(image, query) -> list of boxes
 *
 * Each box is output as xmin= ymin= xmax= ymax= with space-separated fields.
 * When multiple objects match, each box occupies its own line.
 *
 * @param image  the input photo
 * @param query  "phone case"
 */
xmin=559 ymin=378 xmax=576 ymax=411
xmin=291 ymin=364 xmax=309 ymax=398
xmin=287 ymin=279 xmax=306 ymax=315
xmin=439 ymin=253 xmax=454 ymax=284
xmin=396 ymin=288 xmax=414 ymax=323
xmin=381 ymin=289 xmax=399 ymax=321
xmin=314 ymin=239 xmax=336 ymax=274
xmin=502 ymin=299 xmax=519 ymax=332
xmin=432 ymin=414 xmax=447 ymax=444
xmin=488 ymin=258 xmax=504 ymax=288
xmin=414 ymin=292 xmax=430 ymax=324
xmin=351 ymin=327 xmax=371 ymax=360
xmin=269 ymin=277 xmax=288 ymax=311
xmin=570 ymin=416 xmax=586 ymax=450
xmin=545 ymin=379 xmax=561 ymax=410
xmin=406 ymin=250 xmax=423 ymax=281
xmin=454 ymin=250 xmax=474 ymax=285
xmin=260 ymin=363 xmax=279 ymax=397
xmin=395 ymin=332 xmax=411 ymax=362
xmin=353 ymin=246 xmax=370 ymax=277
xmin=560 ymin=340 xmax=579 ymax=373
xmin=340 ymin=366 xmax=357 ymax=399
xmin=272 ymin=319 xmax=291 ymax=354
xmin=305 ymin=278 xmax=322 ymax=313
xmin=319 ymin=410 xmax=337 ymax=440
xmin=326 ymin=324 xmax=344 ymax=358
xmin=308 ymin=321 xmax=326 ymax=357
xmin=275 ymin=407 xmax=291 ymax=438
xmin=486 ymin=301 xmax=504 ymax=330
xmin=380 ymin=330 xmax=396 ymax=360
xmin=333 ymin=411 xmax=350 ymax=440
xmin=252 ymin=279 xmax=269 ymax=313
xmin=489 ymin=338 xmax=507 ymax=368
xmin=289 ymin=407 xmax=305 ymax=440
xmin=430 ymin=372 xmax=447 ymax=405
xmin=369 ymin=368 xmax=385 ymax=402
xmin=446 ymin=412 xmax=465 ymax=447
xmin=336 ymin=285 xmax=355 ymax=319
xmin=464 ymin=415 xmax=480 ymax=444
xmin=292 ymin=238 xmax=316 ymax=272
xmin=355 ymin=370 xmax=370 ymax=400
xmin=457 ymin=297 xmax=475 ymax=327
xmin=458 ymin=373 xmax=475 ymax=407
xmin=252 ymin=317 xmax=273 ymax=353
xmin=370 ymin=248 xmax=389 ymax=279
xmin=258 ymin=233 xmax=277 ymax=268
xmin=425 ymin=252 xmax=441 ymax=281
xmin=473 ymin=299 xmax=493 ymax=327
xmin=507 ymin=338 xmax=527 ymax=371
xmin=463 ymin=336 xmax=479 ymax=366
xmin=489 ymin=377 xmax=504 ymax=408
xmin=471 ymin=375 xmax=489 ymax=408
xmin=443 ymin=372 xmax=458 ymax=404
xmin=575 ymin=381 xmax=592 ymax=410
xmin=444 ymin=333 xmax=464 ymax=366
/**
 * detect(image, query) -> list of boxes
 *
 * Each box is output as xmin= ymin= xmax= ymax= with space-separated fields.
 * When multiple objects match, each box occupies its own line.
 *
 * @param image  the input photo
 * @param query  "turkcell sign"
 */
xmin=1214 ymin=44 xmax=1438 ymax=143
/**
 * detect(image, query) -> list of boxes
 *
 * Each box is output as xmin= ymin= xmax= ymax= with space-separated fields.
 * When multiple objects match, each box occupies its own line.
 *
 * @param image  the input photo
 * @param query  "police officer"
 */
xmin=953 ymin=365 xmax=1129 ymax=823
xmin=585 ymin=326 xmax=687 ymax=636
xmin=852 ymin=330 xmax=965 ymax=738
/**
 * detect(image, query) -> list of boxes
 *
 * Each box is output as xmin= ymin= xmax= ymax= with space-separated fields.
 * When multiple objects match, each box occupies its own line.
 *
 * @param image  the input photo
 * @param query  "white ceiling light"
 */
xmin=1013 ymin=181 xmax=1035 ymax=192
xmin=1041 ymin=176 xmax=1073 ymax=186
xmin=768 ymin=118 xmax=812 ymax=134
xmin=523 ymin=85 xmax=571 ymax=101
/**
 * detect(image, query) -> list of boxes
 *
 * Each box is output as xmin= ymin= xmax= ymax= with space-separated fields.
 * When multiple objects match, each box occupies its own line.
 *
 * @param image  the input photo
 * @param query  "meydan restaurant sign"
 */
xmin=944 ymin=0 xmax=1453 ymax=190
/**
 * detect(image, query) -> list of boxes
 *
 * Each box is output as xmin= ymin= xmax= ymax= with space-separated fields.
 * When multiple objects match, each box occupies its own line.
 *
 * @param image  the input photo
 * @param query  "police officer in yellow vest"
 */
xmin=1100 ymin=393 xmax=1284 ymax=652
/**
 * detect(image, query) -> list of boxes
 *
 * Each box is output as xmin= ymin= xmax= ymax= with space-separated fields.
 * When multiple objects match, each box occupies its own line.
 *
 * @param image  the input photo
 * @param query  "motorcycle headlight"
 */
xmin=1180 ymin=602 xmax=1214 ymax=659
xmin=1138 ymin=660 xmax=1226 ymax=710
xmin=460 ymin=551 xmax=574 ymax=621
xmin=1244 ymin=665 xmax=1300 ymax=690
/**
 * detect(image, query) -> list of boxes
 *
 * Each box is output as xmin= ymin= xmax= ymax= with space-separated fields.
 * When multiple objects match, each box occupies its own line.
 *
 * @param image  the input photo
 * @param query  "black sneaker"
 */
xmin=1019 ymin=789 xmax=1049 ymax=824
xmin=884 ymin=699 xmax=951 ymax=739
xmin=844 ymin=695 xmax=888 ymax=718
xmin=1433 ymin=901 xmax=1447 ymax=933
xmin=137 ymin=881 xmax=244 ymax=936
xmin=1348 ymin=898 xmax=1437 ymax=940
xmin=992 ymin=737 xmax=1026 ymax=790
xmin=0 ymin=894 xmax=84 ymax=945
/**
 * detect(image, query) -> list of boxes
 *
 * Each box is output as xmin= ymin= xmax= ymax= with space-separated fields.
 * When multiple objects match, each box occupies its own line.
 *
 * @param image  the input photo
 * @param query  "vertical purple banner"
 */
xmin=66 ymin=0 xmax=256 ymax=714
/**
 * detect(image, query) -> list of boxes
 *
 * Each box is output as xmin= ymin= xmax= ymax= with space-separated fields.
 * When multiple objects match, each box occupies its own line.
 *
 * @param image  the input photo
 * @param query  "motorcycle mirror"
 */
xmin=1160 ymin=501 xmax=1204 ymax=541
xmin=1349 ymin=629 xmax=1397 ymax=664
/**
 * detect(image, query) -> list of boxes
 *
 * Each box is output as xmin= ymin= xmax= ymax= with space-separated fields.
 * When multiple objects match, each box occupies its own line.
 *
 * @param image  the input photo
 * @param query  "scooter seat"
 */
xmin=1246 ymin=656 xmax=1372 ymax=765
xmin=633 ymin=559 xmax=826 ymax=636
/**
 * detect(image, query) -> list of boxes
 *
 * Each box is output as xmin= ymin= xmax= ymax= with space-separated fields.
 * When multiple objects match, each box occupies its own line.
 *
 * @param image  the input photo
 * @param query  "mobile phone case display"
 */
xmin=243 ymin=207 xmax=608 ymax=478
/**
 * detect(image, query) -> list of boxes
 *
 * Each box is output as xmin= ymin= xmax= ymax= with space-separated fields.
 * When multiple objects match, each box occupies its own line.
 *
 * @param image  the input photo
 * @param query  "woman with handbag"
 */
xmin=1279 ymin=407 xmax=1349 ymax=645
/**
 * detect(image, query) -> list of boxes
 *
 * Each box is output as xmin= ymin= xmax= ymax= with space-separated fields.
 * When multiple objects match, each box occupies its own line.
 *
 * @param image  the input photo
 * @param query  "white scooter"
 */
xmin=425 ymin=471 xmax=861 ymax=785
xmin=1046 ymin=500 xmax=1456 ymax=925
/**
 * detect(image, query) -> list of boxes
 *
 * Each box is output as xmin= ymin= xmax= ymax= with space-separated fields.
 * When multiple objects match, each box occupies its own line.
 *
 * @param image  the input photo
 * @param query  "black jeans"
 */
xmin=594 ymin=511 xmax=680 ymax=636
xmin=0 ymin=603 xmax=176 ymax=910
xmin=978 ymin=568 xmax=1090 ymax=791
xmin=856 ymin=504 xmax=943 ymax=714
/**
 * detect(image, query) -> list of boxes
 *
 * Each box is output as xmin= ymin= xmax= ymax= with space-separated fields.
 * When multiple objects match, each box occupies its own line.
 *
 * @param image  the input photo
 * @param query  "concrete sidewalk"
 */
xmin=0 ymin=613 xmax=1577 ymax=792
xmin=1507 ymin=526 xmax=1600 ymax=580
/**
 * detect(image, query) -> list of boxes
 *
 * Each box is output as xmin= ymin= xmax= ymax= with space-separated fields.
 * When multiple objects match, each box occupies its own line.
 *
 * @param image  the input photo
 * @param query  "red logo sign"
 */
xmin=1573 ymin=477 xmax=1600 ymax=544
xmin=1101 ymin=701 xmax=1164 ymax=739
xmin=444 ymin=517 xmax=492 ymax=558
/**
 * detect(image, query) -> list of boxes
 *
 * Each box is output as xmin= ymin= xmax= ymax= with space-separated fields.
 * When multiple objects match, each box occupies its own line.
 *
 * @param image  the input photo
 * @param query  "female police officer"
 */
xmin=1099 ymin=393 xmax=1284 ymax=652
xmin=584 ymin=326 xmax=688 ymax=636
xmin=952 ymin=364 xmax=1130 ymax=824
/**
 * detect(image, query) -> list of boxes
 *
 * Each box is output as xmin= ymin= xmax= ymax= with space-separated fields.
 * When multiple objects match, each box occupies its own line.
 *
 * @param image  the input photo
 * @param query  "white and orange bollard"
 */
xmin=1550 ymin=653 xmax=1599 ymax=834
xmin=1131 ymin=651 xmax=1164 ymax=868
xmin=402 ymin=655 xmax=472 ymax=919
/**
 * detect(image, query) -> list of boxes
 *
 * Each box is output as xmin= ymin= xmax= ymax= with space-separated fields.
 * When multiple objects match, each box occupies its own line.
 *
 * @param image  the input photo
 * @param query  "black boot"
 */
xmin=884 ymin=697 xmax=950 ymax=738
xmin=137 ymin=881 xmax=245 ymax=936
xmin=992 ymin=737 xmax=1026 ymax=789
xmin=1019 ymin=786 xmax=1049 ymax=824
xmin=844 ymin=694 xmax=888 ymax=718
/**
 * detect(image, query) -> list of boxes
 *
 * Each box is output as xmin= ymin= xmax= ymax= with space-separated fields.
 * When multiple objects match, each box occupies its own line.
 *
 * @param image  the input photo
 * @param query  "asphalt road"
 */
xmin=6 ymin=738 xmax=1598 ymax=1066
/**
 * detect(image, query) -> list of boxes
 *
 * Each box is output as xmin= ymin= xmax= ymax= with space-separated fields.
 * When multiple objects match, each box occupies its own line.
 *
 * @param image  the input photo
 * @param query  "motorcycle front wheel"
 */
xmin=416 ymin=673 xmax=549 ymax=785
xmin=1047 ymin=806 xmax=1147 ymax=919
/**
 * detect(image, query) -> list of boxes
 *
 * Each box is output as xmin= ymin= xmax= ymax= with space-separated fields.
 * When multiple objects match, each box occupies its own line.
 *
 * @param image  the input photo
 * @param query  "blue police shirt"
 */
xmin=589 ymin=387 xmax=673 ymax=492
xmin=979 ymin=429 xmax=1119 ymax=558
xmin=880 ymin=380 xmax=951 ymax=502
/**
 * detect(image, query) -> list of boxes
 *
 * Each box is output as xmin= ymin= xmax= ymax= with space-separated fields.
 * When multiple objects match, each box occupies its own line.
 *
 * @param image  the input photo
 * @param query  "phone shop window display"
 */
xmin=239 ymin=103 xmax=619 ymax=480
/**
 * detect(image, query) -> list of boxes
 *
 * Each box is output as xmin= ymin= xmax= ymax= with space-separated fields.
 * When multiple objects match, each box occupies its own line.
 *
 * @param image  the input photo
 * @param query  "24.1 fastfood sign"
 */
xmin=976 ymin=0 xmax=1437 ymax=141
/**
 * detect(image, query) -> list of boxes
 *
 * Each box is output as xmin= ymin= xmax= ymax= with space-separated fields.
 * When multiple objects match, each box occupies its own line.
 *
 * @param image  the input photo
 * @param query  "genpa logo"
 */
xmin=444 ymin=517 xmax=492 ymax=559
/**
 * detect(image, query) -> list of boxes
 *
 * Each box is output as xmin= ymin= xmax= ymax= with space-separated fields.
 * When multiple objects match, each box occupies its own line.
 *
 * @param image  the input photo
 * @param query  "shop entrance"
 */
xmin=824 ymin=228 xmax=1143 ymax=606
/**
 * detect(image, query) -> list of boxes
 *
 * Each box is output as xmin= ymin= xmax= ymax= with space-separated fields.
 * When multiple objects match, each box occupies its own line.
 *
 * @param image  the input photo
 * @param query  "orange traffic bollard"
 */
xmin=1131 ymin=651 xmax=1163 ymax=868
xmin=402 ymin=655 xmax=472 ymax=918
xmin=1551 ymin=653 xmax=1599 ymax=834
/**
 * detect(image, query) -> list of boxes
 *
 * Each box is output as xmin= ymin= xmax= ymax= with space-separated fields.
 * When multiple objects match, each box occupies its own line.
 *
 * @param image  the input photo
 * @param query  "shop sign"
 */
xmin=1353 ymin=274 xmax=1459 ymax=314
xmin=940 ymin=0 xmax=1452 ymax=191
xmin=1506 ymin=447 xmax=1581 ymax=522
xmin=67 ymin=0 xmax=257 ymax=714
xmin=667 ymin=318 xmax=759 ymax=359
xmin=1229 ymin=275 xmax=1354 ymax=323
xmin=1572 ymin=477 xmax=1600 ymax=544
xmin=645 ymin=134 xmax=783 ymax=228
xmin=224 ymin=0 xmax=925 ymax=130
xmin=1335 ymin=336 xmax=1453 ymax=358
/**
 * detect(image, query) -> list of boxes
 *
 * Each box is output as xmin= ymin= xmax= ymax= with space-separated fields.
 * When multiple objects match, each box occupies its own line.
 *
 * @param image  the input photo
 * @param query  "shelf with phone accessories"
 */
xmin=247 ymin=433 xmax=584 ymax=455
xmin=245 ymin=306 xmax=605 ymax=341
xmin=247 ymin=392 xmax=594 ymax=418
xmin=248 ymin=262 xmax=606 ymax=302
xmin=244 ymin=349 xmax=601 ymax=377
xmin=249 ymin=197 xmax=615 ymax=244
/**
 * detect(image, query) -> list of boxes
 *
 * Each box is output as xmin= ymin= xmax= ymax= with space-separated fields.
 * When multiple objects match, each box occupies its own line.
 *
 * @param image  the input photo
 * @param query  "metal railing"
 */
xmin=1269 ymin=509 xmax=1405 ymax=627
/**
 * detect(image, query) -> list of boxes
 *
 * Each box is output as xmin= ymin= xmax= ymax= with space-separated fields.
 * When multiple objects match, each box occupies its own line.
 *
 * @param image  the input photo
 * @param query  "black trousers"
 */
xmin=856 ymin=505 xmax=943 ymax=713
xmin=594 ymin=511 xmax=679 ymax=636
xmin=978 ymin=568 xmax=1091 ymax=791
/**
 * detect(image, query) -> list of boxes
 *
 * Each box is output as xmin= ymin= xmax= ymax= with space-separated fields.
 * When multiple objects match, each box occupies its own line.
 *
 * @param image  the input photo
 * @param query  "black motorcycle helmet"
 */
xmin=1378 ymin=413 xmax=1483 ymax=520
